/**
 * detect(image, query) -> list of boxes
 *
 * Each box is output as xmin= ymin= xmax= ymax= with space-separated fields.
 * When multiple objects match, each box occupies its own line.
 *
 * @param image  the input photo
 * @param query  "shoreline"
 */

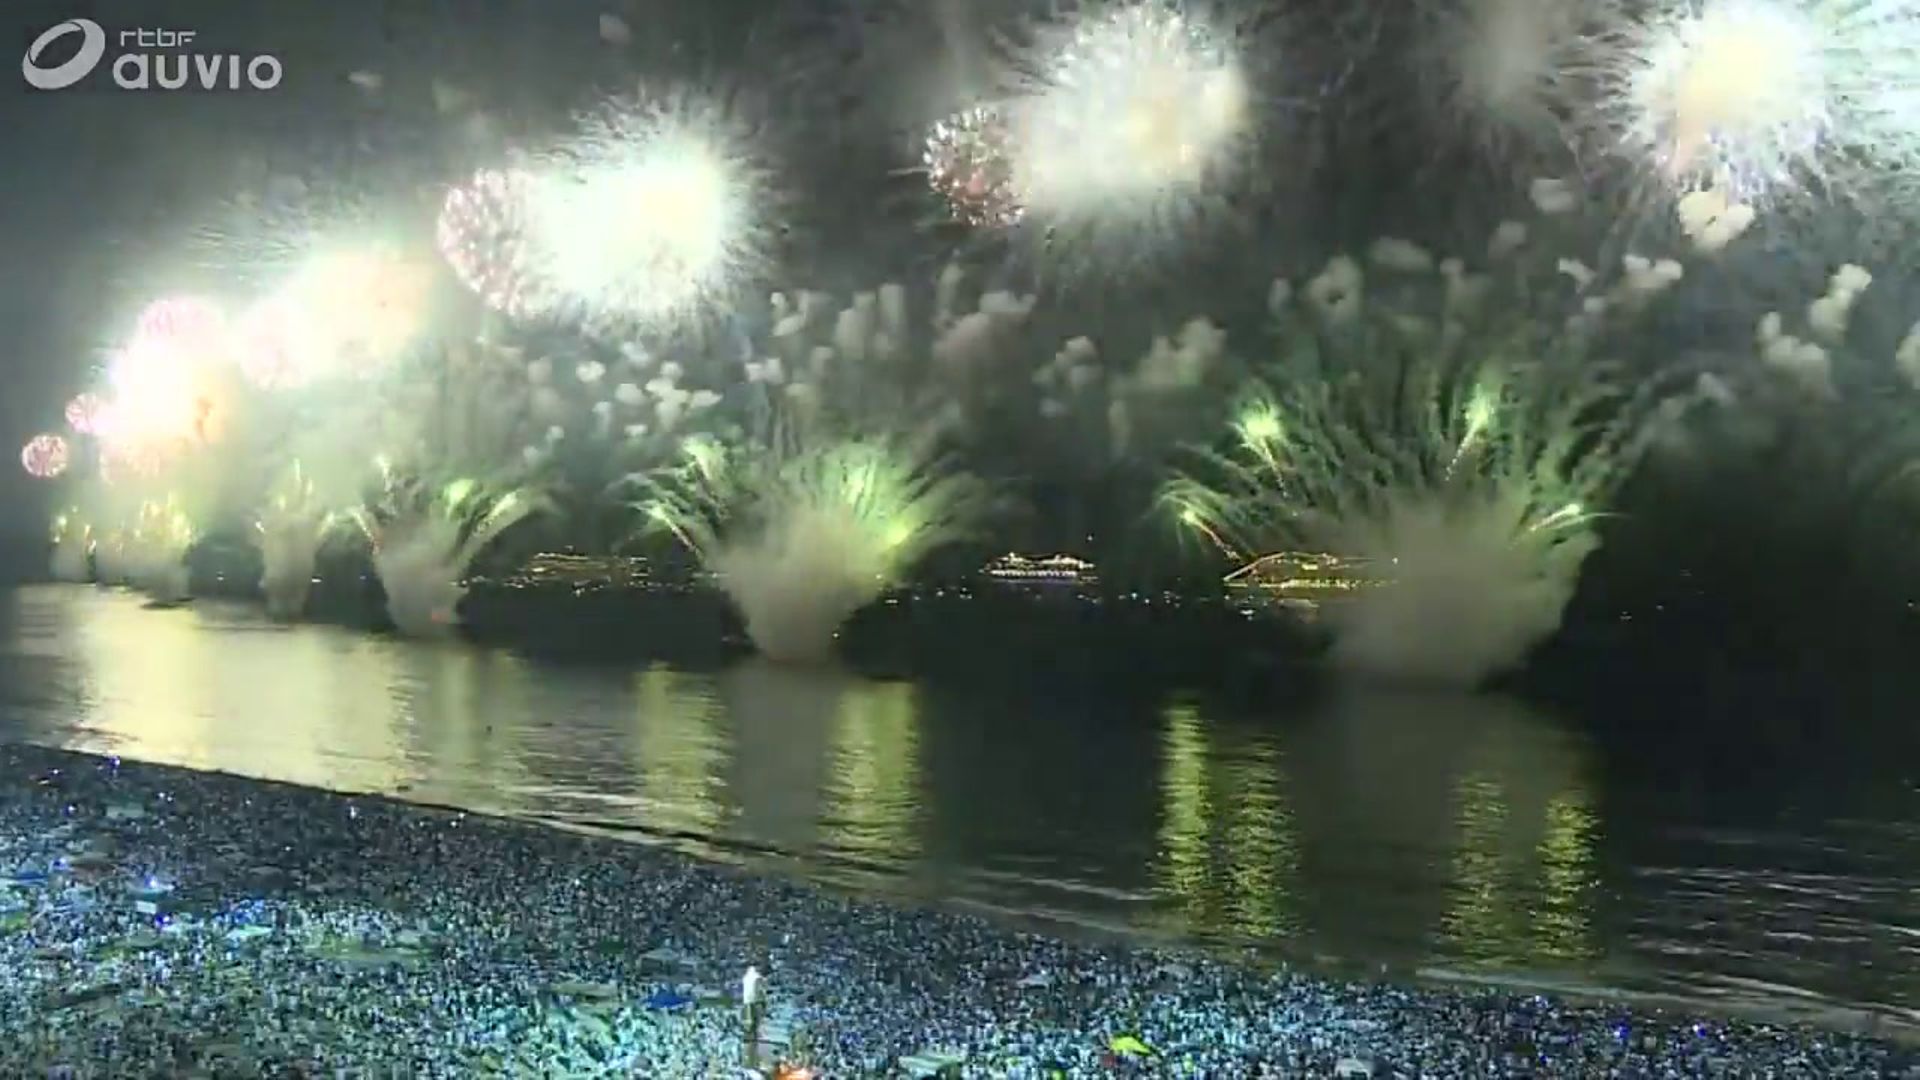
xmin=548 ymin=813 xmax=1920 ymax=1051
xmin=2 ymin=744 xmax=1914 ymax=1077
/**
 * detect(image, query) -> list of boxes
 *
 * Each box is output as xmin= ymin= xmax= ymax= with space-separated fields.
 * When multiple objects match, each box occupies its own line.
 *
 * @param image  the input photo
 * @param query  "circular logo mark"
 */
xmin=22 ymin=18 xmax=107 ymax=91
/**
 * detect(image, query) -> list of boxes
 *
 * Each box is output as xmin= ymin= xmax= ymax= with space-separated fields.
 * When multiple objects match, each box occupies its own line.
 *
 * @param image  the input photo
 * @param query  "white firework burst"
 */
xmin=1597 ymin=0 xmax=1920 ymax=203
xmin=527 ymin=91 xmax=778 ymax=334
xmin=1005 ymin=1 xmax=1254 ymax=266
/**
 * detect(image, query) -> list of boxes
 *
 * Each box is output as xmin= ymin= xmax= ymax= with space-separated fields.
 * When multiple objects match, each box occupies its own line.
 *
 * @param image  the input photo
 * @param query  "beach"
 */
xmin=1 ymin=743 xmax=1912 ymax=1078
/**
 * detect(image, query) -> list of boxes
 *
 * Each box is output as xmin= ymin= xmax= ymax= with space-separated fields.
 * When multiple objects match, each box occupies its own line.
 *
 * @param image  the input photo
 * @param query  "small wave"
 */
xmin=961 ymin=867 xmax=1155 ymax=904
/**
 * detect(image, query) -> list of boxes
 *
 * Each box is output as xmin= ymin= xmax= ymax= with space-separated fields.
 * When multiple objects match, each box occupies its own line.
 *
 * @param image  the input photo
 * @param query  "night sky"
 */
xmin=0 ymin=0 xmax=802 ymax=539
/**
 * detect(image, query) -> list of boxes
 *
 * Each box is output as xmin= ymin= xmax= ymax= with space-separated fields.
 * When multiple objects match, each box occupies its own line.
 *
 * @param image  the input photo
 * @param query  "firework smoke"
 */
xmin=49 ymin=510 xmax=92 ymax=583
xmin=1169 ymin=223 xmax=1694 ymax=687
xmin=126 ymin=497 xmax=195 ymax=604
xmin=632 ymin=430 xmax=996 ymax=663
xmin=256 ymin=464 xmax=335 ymax=620
xmin=351 ymin=473 xmax=549 ymax=636
xmin=1169 ymin=352 xmax=1673 ymax=686
xmin=1415 ymin=0 xmax=1622 ymax=160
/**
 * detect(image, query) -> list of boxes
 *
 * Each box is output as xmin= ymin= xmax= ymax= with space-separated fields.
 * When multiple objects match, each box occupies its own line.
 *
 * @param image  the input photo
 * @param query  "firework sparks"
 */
xmin=1417 ymin=0 xmax=1624 ymax=159
xmin=1597 ymin=0 xmax=1920 ymax=202
xmin=64 ymin=392 xmax=104 ymax=435
xmin=1006 ymin=1 xmax=1252 ymax=262
xmin=631 ymin=432 xmax=997 ymax=662
xmin=528 ymin=92 xmax=777 ymax=333
xmin=923 ymin=105 xmax=1026 ymax=227
xmin=132 ymin=296 xmax=231 ymax=360
xmin=20 ymin=434 xmax=70 ymax=479
xmin=96 ymin=298 xmax=239 ymax=465
xmin=1166 ymin=350 xmax=1675 ymax=687
xmin=285 ymin=248 xmax=432 ymax=371
xmin=437 ymin=167 xmax=553 ymax=318
xmin=233 ymin=296 xmax=324 ymax=391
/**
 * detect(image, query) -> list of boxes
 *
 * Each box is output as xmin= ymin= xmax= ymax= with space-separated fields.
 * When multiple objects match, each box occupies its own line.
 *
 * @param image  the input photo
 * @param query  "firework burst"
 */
xmin=527 ymin=91 xmax=779 ymax=334
xmin=126 ymin=495 xmax=196 ymax=603
xmin=437 ymin=167 xmax=554 ymax=318
xmin=49 ymin=509 xmax=92 ymax=583
xmin=631 ymin=430 xmax=997 ymax=663
xmin=201 ymin=173 xmax=435 ymax=380
xmin=21 ymin=434 xmax=70 ymax=479
xmin=65 ymin=393 xmax=104 ymax=435
xmin=350 ymin=471 xmax=551 ymax=636
xmin=922 ymin=105 xmax=1026 ymax=227
xmin=1003 ymin=0 xmax=1254 ymax=267
xmin=95 ymin=300 xmax=240 ymax=469
xmin=256 ymin=463 xmax=339 ymax=620
xmin=133 ymin=296 xmax=230 ymax=357
xmin=1596 ymin=0 xmax=1920 ymax=203
xmin=1166 ymin=342 xmax=1679 ymax=687
xmin=232 ymin=296 xmax=323 ymax=391
xmin=279 ymin=248 xmax=433 ymax=372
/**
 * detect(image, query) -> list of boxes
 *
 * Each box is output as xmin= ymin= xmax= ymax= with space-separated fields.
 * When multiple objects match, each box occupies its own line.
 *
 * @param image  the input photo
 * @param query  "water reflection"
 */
xmin=1436 ymin=730 xmax=1599 ymax=968
xmin=708 ymin=662 xmax=927 ymax=866
xmin=1154 ymin=700 xmax=1298 ymax=939
xmin=390 ymin=645 xmax=536 ymax=807
xmin=1290 ymin=689 xmax=1601 ymax=971
xmin=821 ymin=678 xmax=923 ymax=865
xmin=717 ymin=661 xmax=839 ymax=855
xmin=1161 ymin=688 xmax=1603 ymax=973
xmin=4 ymin=585 xmax=1916 ymax=1020
xmin=64 ymin=593 xmax=410 ymax=793
xmin=7 ymin=587 xmax=1610 ymax=978
xmin=1537 ymin=791 xmax=1600 ymax=961
xmin=0 ymin=587 xmax=1609 ymax=977
xmin=632 ymin=664 xmax=728 ymax=836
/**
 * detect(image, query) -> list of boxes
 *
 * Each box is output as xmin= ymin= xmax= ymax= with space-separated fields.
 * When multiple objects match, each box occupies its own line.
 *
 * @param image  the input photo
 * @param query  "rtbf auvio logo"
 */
xmin=22 ymin=18 xmax=283 ymax=91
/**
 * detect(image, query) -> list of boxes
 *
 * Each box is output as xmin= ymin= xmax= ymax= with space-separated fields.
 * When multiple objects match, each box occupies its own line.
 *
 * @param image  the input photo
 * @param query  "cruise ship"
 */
xmin=980 ymin=553 xmax=1100 ymax=590
xmin=501 ymin=552 xmax=658 ymax=592
xmin=1223 ymin=551 xmax=1387 ymax=620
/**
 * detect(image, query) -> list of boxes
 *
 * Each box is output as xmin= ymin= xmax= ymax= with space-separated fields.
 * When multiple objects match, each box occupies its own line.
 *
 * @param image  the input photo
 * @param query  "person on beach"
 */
xmin=742 ymin=964 xmax=766 ymax=1067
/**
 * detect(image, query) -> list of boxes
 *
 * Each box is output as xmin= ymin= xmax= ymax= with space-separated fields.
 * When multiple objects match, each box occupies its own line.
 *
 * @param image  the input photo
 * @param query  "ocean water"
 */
xmin=1 ymin=582 xmax=1916 ymax=1033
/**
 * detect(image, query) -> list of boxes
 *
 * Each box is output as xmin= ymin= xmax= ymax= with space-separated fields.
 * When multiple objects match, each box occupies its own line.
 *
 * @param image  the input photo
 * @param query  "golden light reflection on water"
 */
xmin=66 ymin=592 xmax=412 ymax=793
xmin=821 ymin=679 xmax=923 ymax=864
xmin=716 ymin=662 xmax=837 ymax=854
xmin=1154 ymin=701 xmax=1298 ymax=939
xmin=705 ymin=663 xmax=928 ymax=865
xmin=1444 ymin=772 xmax=1519 ymax=962
xmin=633 ymin=664 xmax=729 ymax=836
xmin=1439 ymin=732 xmax=1600 ymax=968
xmin=389 ymin=646 xmax=538 ymax=802
xmin=1534 ymin=791 xmax=1599 ymax=962
xmin=1159 ymin=703 xmax=1213 ymax=924
xmin=1223 ymin=743 xmax=1292 ymax=938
